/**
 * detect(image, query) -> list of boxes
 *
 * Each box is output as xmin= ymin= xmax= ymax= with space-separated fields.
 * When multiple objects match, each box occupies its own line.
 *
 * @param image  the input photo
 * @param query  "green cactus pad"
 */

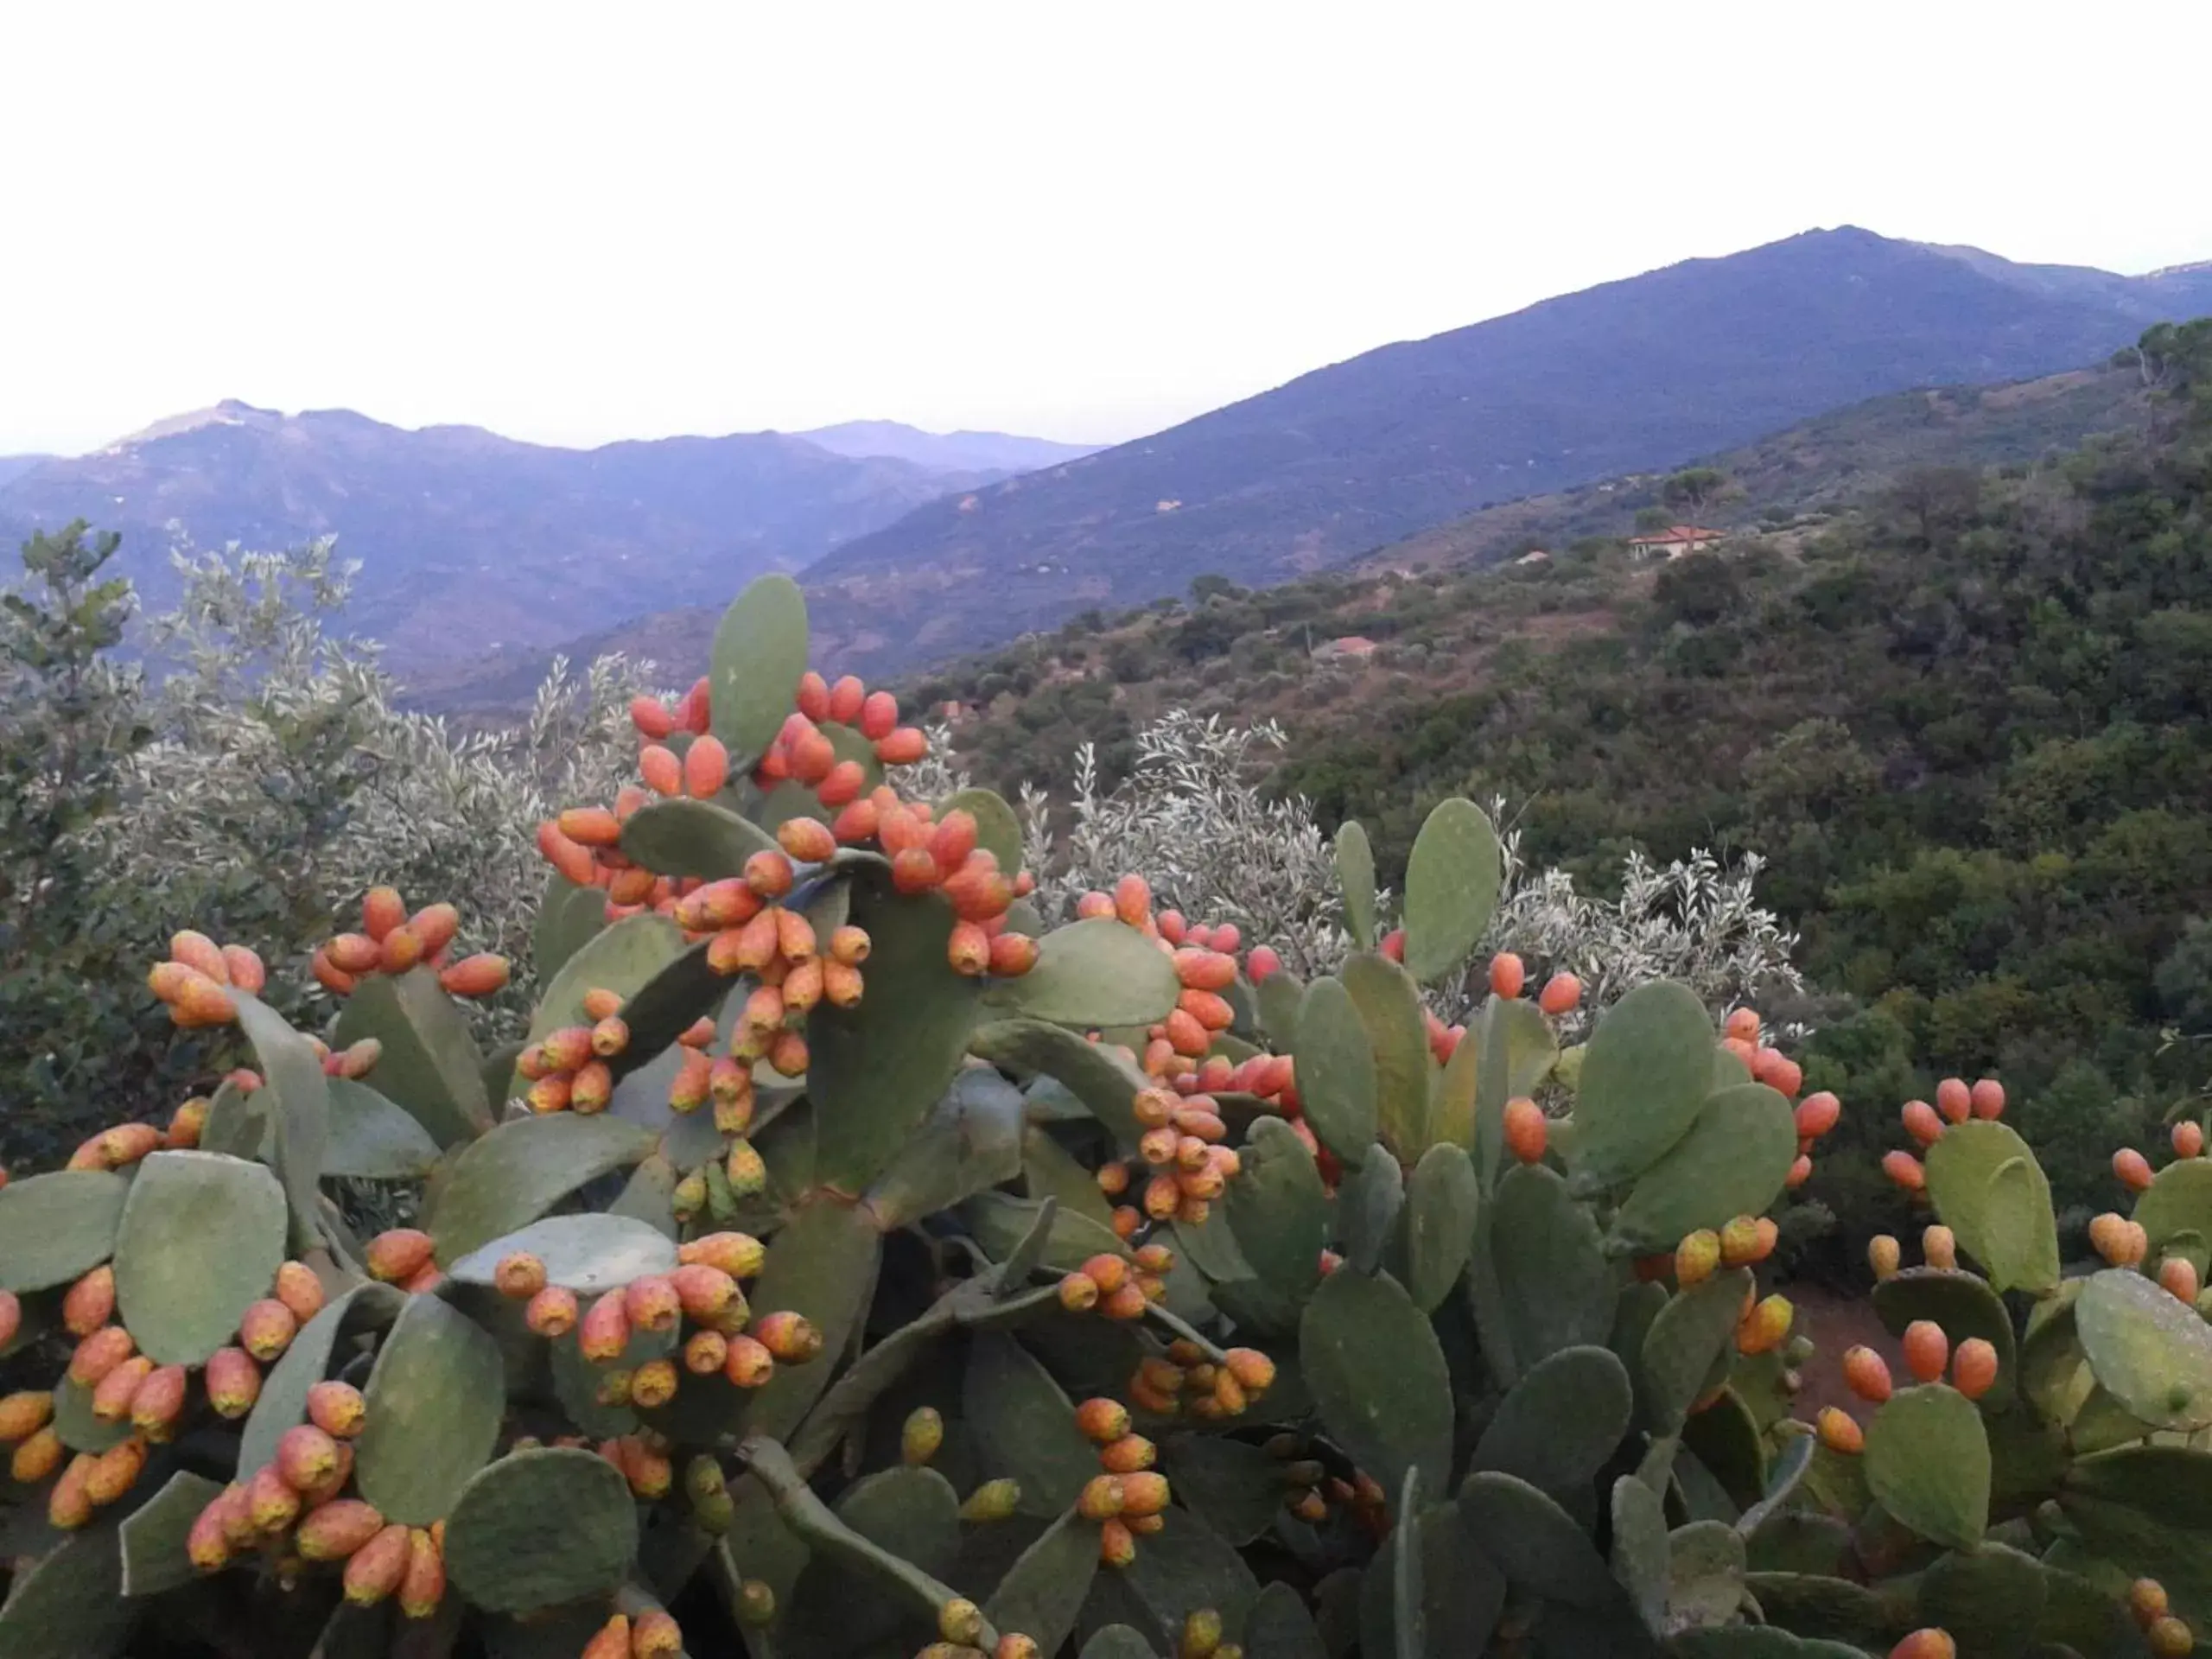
xmin=1402 ymin=1142 xmax=1478 ymax=1311
xmin=969 ymin=1018 xmax=1151 ymax=1149
xmin=447 ymin=1212 xmax=677 ymax=1293
xmin=863 ymin=1065 xmax=1027 ymax=1230
xmin=982 ymin=917 xmax=1180 ymax=1029
xmin=937 ymin=786 xmax=1024 ymax=871
xmin=1482 ymin=1164 xmax=1616 ymax=1375
xmin=1871 ymin=1268 xmax=2018 ymax=1412
xmin=51 ymin=1376 xmax=134 ymax=1452
xmin=607 ymin=1154 xmax=680 ymax=1237
xmin=1683 ymin=1389 xmax=1766 ymax=1510
xmin=709 ymin=572 xmax=811 ymax=771
xmin=1341 ymin=952 xmax=1433 ymax=1158
xmin=810 ymin=883 xmax=981 ymax=1193
xmin=523 ymin=912 xmax=685 ymax=1046
xmin=617 ymin=796 xmax=780 ymax=879
xmin=2133 ymin=1155 xmax=2212 ymax=1251
xmin=426 ymin=1113 xmax=657 ymax=1263
xmin=1077 ymin=1629 xmax=1159 ymax=1659
xmin=2063 ymin=1443 xmax=2212 ymax=1528
xmin=1567 ymin=980 xmax=1715 ymax=1193
xmin=322 ymin=1078 xmax=442 ymax=1179
xmin=1160 ymin=1433 xmax=1283 ymax=1547
xmin=1457 ymin=1470 xmax=1619 ymax=1606
xmin=1243 ymin=1582 xmax=1328 ymax=1659
xmin=1638 ymin=1268 xmax=1755 ymax=1435
xmin=550 ymin=1321 xmax=674 ymax=1441
xmin=1466 ymin=995 xmax=1558 ymax=1188
xmin=596 ymin=941 xmax=728 ymax=1085
xmin=964 ymin=1332 xmax=1095 ymax=1516
xmin=1299 ymin=1267 xmax=1453 ymax=1503
xmin=443 ymin=1446 xmax=640 ymax=1613
xmin=2075 ymin=1265 xmax=2212 ymax=1430
xmin=967 ymin=1192 xmax=1126 ymax=1278
xmin=532 ymin=871 xmax=606 ymax=985
xmin=1220 ymin=1116 xmax=1327 ymax=1296
xmin=1472 ymin=1345 xmax=1634 ymax=1493
xmin=983 ymin=1509 xmax=1101 ymax=1658
xmin=1611 ymin=1472 xmax=1670 ymax=1633
xmin=1399 ymin=797 xmax=1501 ymax=984
xmin=782 ymin=1465 xmax=964 ymax=1652
xmin=1338 ymin=1150 xmax=1403 ymax=1275
xmin=331 ymin=968 xmax=493 ymax=1149
xmin=1741 ymin=1571 xmax=1887 ymax=1643
xmin=1667 ymin=1519 xmax=1747 ymax=1632
xmin=238 ymin=1281 xmax=406 ymax=1476
xmin=1255 ymin=969 xmax=1303 ymax=1049
xmin=1117 ymin=1506 xmax=1262 ymax=1646
xmin=233 ymin=993 xmax=332 ymax=1242
xmin=195 ymin=1077 xmax=270 ymax=1161
xmin=1383 ymin=1470 xmax=1426 ymax=1659
xmin=1335 ymin=819 xmax=1377 ymax=950
xmin=0 ymin=1169 xmax=128 ymax=1293
xmin=1294 ymin=975 xmax=1379 ymax=1166
xmin=1862 ymin=1382 xmax=1989 ymax=1550
xmin=354 ymin=1291 xmax=506 ymax=1524
xmin=730 ymin=1193 xmax=885 ymax=1440
xmin=1605 ymin=1083 xmax=1796 ymax=1255
xmin=2056 ymin=1491 xmax=2212 ymax=1626
xmin=1670 ymin=1625 xmax=1880 ymax=1656
xmin=1922 ymin=1119 xmax=2060 ymax=1293
xmin=111 ymin=1149 xmax=287 ymax=1366
xmin=1429 ymin=1012 xmax=1480 ymax=1155
xmin=1915 ymin=1541 xmax=2048 ymax=1658
xmin=118 ymin=1470 xmax=225 ymax=1598
xmin=0 ymin=1525 xmax=134 ymax=1658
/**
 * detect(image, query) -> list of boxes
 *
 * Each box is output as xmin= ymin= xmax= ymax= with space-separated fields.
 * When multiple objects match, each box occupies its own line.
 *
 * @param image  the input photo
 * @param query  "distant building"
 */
xmin=1627 ymin=524 xmax=1724 ymax=559
xmin=1515 ymin=549 xmax=1550 ymax=565
xmin=1313 ymin=635 xmax=1378 ymax=661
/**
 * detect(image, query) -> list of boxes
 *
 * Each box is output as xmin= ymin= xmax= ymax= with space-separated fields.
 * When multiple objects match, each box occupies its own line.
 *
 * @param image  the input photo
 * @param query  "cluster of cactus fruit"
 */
xmin=4 ymin=574 xmax=2210 ymax=1659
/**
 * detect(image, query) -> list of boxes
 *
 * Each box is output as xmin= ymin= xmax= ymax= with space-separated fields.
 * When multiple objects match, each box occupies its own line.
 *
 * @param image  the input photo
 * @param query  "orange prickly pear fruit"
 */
xmin=246 ymin=1461 xmax=302 ymax=1534
xmin=1112 ymin=873 xmax=1152 ymax=928
xmin=306 ymin=1379 xmax=366 ymax=1439
xmin=525 ymin=1284 xmax=580 ymax=1337
xmin=1079 ymin=1474 xmax=1127 ymax=1520
xmin=11 ymin=1423 xmax=64 ymax=1484
xmin=68 ymin=1324 xmax=137 ymax=1388
xmin=329 ymin=931 xmax=385 ymax=976
xmin=1224 ymin=1349 xmax=1275 ymax=1395
xmin=1503 ymin=1097 xmax=1547 ymax=1163
xmin=875 ymin=726 xmax=928 ymax=765
xmin=790 ymin=726 xmax=836 ymax=785
xmin=171 ymin=972 xmax=239 ymax=1028
xmin=407 ymin=902 xmax=460 ymax=957
xmin=205 ymin=1346 xmax=262 ymax=1417
xmin=987 ymin=932 xmax=1039 ymax=978
xmin=628 ymin=1359 xmax=679 ymax=1408
xmin=1796 ymin=1090 xmax=1841 ymax=1139
xmin=48 ymin=1452 xmax=99 ymax=1529
xmin=2133 ymin=1580 xmax=2171 ymax=1626
xmin=1119 ymin=1470 xmax=1171 ymax=1516
xmin=684 ymin=734 xmax=730 ymax=798
xmin=378 ymin=923 xmax=428 ymax=976
xmin=1889 ymin=1632 xmax=1956 ymax=1659
xmin=1967 ymin=1077 xmax=2005 ymax=1119
xmin=860 ymin=690 xmax=898 ymax=740
xmin=1736 ymin=1294 xmax=1793 ymax=1356
xmin=1882 ymin=1149 xmax=1927 ymax=1192
xmin=1843 ymin=1346 xmax=1893 ymax=1403
xmin=944 ymin=919 xmax=991 ymax=976
xmin=398 ymin=1527 xmax=445 ymax=1618
xmin=582 ymin=1614 xmax=632 ymax=1659
xmin=344 ymin=1522 xmax=413 ymax=1605
xmin=1488 ymin=952 xmax=1525 ymax=998
xmin=2175 ymin=1121 xmax=2206 ymax=1159
xmin=526 ymin=1074 xmax=573 ymax=1115
xmin=777 ymin=816 xmax=836 ymax=863
xmin=312 ymin=950 xmax=358 ymax=996
xmin=775 ymin=906 xmax=817 ymax=961
xmin=1082 ymin=1253 xmax=1130 ymax=1295
xmin=1675 ymin=1230 xmax=1720 ymax=1287
xmin=275 ymin=1261 xmax=327 ymax=1324
xmin=86 ymin=1437 xmax=150 ymax=1504
xmin=726 ymin=1136 xmax=770 ymax=1193
xmin=766 ymin=1028 xmax=810 ymax=1077
xmin=62 ymin=1265 xmax=116 ymax=1337
xmin=239 ymin=1298 xmax=300 ymax=1361
xmin=1952 ymin=1336 xmax=1999 ymax=1400
xmin=1077 ymin=1398 xmax=1132 ymax=1444
xmin=91 ymin=1355 xmax=154 ymax=1421
xmin=683 ymin=1330 xmax=730 ymax=1375
xmin=825 ymin=924 xmax=873 ymax=967
xmin=639 ymin=745 xmax=683 ymax=798
xmin=1869 ymin=1234 xmax=1902 ymax=1279
xmin=682 ymin=1232 xmax=767 ymax=1278
xmin=887 ymin=845 xmax=939 ymax=894
xmin=366 ymin=1229 xmax=435 ymax=1284
xmin=1902 ymin=1319 xmax=1949 ymax=1383
xmin=360 ymin=886 xmax=407 ymax=941
xmin=2162 ymin=1256 xmax=2202 ymax=1303
xmin=0 ymin=1289 xmax=16 ymax=1350
xmin=147 ymin=959 xmax=196 ymax=1003
xmin=816 ymin=759 xmax=865 ymax=808
xmin=558 ymin=805 xmax=623 ymax=848
xmin=1785 ymin=1154 xmax=1813 ymax=1188
xmin=1922 ymin=1225 xmax=1957 ymax=1270
xmin=930 ymin=810 xmax=980 ymax=873
xmin=1100 ymin=1281 xmax=1150 ymax=1320
xmin=1901 ymin=1099 xmax=1944 ymax=1147
xmin=825 ymin=674 xmax=866 ymax=725
xmin=440 ymin=953 xmax=510 ymax=997
xmin=0 ymin=1389 xmax=52 ymax=1442
xmin=1101 ymin=1434 xmax=1157 ymax=1474
xmin=1537 ymin=971 xmax=1583 ymax=1014
xmin=796 ymin=671 xmax=831 ymax=721
xmin=944 ymin=856 xmax=1014 ymax=923
xmin=743 ymin=848 xmax=794 ymax=899
xmin=1058 ymin=1272 xmax=1100 ymax=1313
xmin=1815 ymin=1407 xmax=1863 ymax=1454
xmin=2115 ymin=1147 xmax=2155 ymax=1192
xmin=580 ymin=1290 xmax=632 ymax=1361
xmin=297 ymin=1497 xmax=387 ymax=1560
xmin=220 ymin=944 xmax=267 ymax=994
xmin=631 ymin=695 xmax=676 ymax=739
xmin=723 ymin=1335 xmax=775 ymax=1388
xmin=494 ymin=1252 xmax=548 ymax=1300
xmin=167 ymin=1095 xmax=210 ymax=1148
xmin=1720 ymin=1215 xmax=1770 ymax=1267
xmin=129 ymin=1364 xmax=188 ymax=1440
xmin=1935 ymin=1077 xmax=1972 ymax=1123
xmin=2145 ymin=1618 xmax=2193 ymax=1657
xmin=670 ymin=1263 xmax=740 ymax=1322
xmin=632 ymin=1608 xmax=685 ymax=1657
xmin=754 ymin=1310 xmax=822 ymax=1363
xmin=188 ymin=1496 xmax=235 ymax=1573
xmin=666 ymin=1049 xmax=712 ymax=1113
xmin=171 ymin=930 xmax=230 ymax=982
xmin=276 ymin=1423 xmax=342 ymax=1493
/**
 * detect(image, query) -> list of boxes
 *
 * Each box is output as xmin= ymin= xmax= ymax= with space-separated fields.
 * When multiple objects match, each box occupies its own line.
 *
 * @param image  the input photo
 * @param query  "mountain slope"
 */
xmin=0 ymin=456 xmax=50 ymax=489
xmin=798 ymin=226 xmax=2212 ymax=673
xmin=0 ymin=403 xmax=1001 ymax=670
xmin=795 ymin=421 xmax=1098 ymax=474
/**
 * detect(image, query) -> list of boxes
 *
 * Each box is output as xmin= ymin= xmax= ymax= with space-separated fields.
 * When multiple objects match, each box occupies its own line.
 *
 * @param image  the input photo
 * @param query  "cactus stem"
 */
xmin=1137 ymin=1301 xmax=1230 ymax=1366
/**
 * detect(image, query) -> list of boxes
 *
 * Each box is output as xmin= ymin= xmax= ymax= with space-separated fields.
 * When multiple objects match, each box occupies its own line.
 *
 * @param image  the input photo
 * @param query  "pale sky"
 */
xmin=4 ymin=1 xmax=2208 ymax=457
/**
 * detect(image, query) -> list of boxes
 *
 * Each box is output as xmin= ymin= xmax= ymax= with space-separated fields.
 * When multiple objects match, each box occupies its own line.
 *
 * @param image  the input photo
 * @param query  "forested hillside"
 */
xmin=916 ymin=321 xmax=2212 ymax=1258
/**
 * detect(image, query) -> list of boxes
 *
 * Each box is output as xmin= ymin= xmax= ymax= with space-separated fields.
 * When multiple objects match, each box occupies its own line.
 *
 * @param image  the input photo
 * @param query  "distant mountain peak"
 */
xmin=103 ymin=399 xmax=285 ymax=452
xmin=794 ymin=421 xmax=1100 ymax=475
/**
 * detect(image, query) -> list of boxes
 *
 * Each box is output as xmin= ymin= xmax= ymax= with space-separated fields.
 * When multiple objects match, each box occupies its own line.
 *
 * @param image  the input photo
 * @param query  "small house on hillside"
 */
xmin=1312 ymin=635 xmax=1377 ymax=662
xmin=1628 ymin=524 xmax=1724 ymax=559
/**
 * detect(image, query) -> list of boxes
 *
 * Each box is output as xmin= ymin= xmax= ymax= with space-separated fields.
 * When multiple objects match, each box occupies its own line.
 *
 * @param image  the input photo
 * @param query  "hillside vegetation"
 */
xmin=917 ymin=321 xmax=2212 ymax=1258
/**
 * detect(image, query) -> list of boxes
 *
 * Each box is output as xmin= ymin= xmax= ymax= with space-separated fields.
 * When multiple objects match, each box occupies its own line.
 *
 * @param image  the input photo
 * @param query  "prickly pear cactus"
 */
xmin=0 ymin=573 xmax=2203 ymax=1659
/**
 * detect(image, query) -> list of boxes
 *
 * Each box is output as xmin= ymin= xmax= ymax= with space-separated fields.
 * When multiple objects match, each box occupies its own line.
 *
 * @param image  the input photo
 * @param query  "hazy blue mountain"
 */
xmin=0 ymin=456 xmax=51 ymax=489
xmin=795 ymin=421 xmax=1098 ymax=474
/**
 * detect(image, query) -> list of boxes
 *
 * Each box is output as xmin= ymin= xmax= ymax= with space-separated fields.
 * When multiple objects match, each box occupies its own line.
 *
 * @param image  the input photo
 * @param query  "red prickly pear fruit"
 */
xmin=188 ymin=1497 xmax=235 ymax=1573
xmin=670 ymin=1263 xmax=740 ymax=1321
xmin=631 ymin=695 xmax=676 ymax=739
xmin=494 ymin=1252 xmax=548 ymax=1300
xmin=1378 ymin=927 xmax=1406 ymax=962
xmin=205 ymin=1346 xmax=262 ymax=1417
xmin=796 ymin=671 xmax=831 ymax=721
xmin=526 ymin=1285 xmax=580 ymax=1337
xmin=170 ymin=930 xmax=230 ymax=982
xmin=399 ymin=1527 xmax=445 ymax=1618
xmin=944 ymin=855 xmax=1014 ymax=922
xmin=891 ymin=846 xmax=941 ymax=894
xmin=1934 ymin=1077 xmax=1972 ymax=1123
xmin=440 ymin=953 xmax=510 ymax=997
xmin=582 ymin=1614 xmax=632 ymax=1659
xmin=344 ymin=1522 xmax=413 ymax=1605
xmin=246 ymin=1461 xmax=302 ymax=1534
xmin=308 ymin=1380 xmax=367 ymax=1439
xmin=947 ymin=920 xmax=992 ymax=976
xmin=679 ymin=677 xmax=712 ymax=733
xmin=2161 ymin=1256 xmax=2201 ymax=1303
xmin=366 ymin=1229 xmax=435 ymax=1285
xmin=817 ymin=759 xmax=866 ymax=808
xmin=2133 ymin=1580 xmax=2172 ymax=1627
xmin=1112 ymin=874 xmax=1152 ymax=928
xmin=297 ymin=1497 xmax=387 ymax=1560
xmin=1843 ymin=1345 xmax=1894 ymax=1403
xmin=239 ymin=1299 xmax=299 ymax=1361
xmin=219 ymin=944 xmax=267 ymax=995
xmin=360 ymin=888 xmax=409 ymax=945
xmin=1795 ymin=1091 xmax=1841 ymax=1140
xmin=681 ymin=1232 xmax=768 ymax=1278
xmin=2175 ymin=1121 xmax=2206 ymax=1159
xmin=827 ymin=673 xmax=866 ymax=725
xmin=2115 ymin=1148 xmax=2155 ymax=1192
xmin=68 ymin=1324 xmax=136 ymax=1388
xmin=1815 ymin=1406 xmax=1863 ymax=1454
xmin=860 ymin=690 xmax=899 ymax=741
xmin=639 ymin=745 xmax=683 ymax=798
xmin=580 ymin=1290 xmax=632 ymax=1361
xmin=743 ymin=848 xmax=794 ymax=899
xmin=1246 ymin=944 xmax=1283 ymax=982
xmin=1967 ymin=1077 xmax=2005 ymax=1119
xmin=723 ymin=1335 xmax=775 ymax=1388
xmin=754 ymin=1311 xmax=822 ymax=1363
xmin=830 ymin=796 xmax=880 ymax=843
xmin=1503 ymin=1097 xmax=1547 ymax=1164
xmin=766 ymin=1029 xmax=809 ymax=1078
xmin=62 ymin=1265 xmax=116 ymax=1337
xmin=1952 ymin=1336 xmax=1999 ymax=1400
xmin=378 ymin=923 xmax=428 ymax=976
xmin=1901 ymin=1319 xmax=1949 ymax=1383
xmin=875 ymin=726 xmax=928 ymax=765
xmin=777 ymin=816 xmax=837 ymax=864
xmin=406 ymin=902 xmax=460 ymax=958
xmin=1882 ymin=1149 xmax=1927 ymax=1192
xmin=1888 ymin=1631 xmax=1956 ymax=1659
xmin=91 ymin=1356 xmax=154 ymax=1421
xmin=791 ymin=726 xmax=837 ymax=785
xmin=929 ymin=810 xmax=979 ymax=873
xmin=1076 ymin=1398 xmax=1132 ymax=1444
xmin=1901 ymin=1097 xmax=1945 ymax=1146
xmin=987 ymin=932 xmax=1039 ymax=978
xmin=1537 ymin=972 xmax=1583 ymax=1014
xmin=276 ymin=1423 xmax=342 ymax=1493
xmin=1488 ymin=952 xmax=1525 ymax=998
xmin=275 ymin=1261 xmax=327 ymax=1325
xmin=129 ymin=1364 xmax=188 ymax=1440
xmin=684 ymin=734 xmax=730 ymax=798
xmin=1075 ymin=890 xmax=1115 ymax=921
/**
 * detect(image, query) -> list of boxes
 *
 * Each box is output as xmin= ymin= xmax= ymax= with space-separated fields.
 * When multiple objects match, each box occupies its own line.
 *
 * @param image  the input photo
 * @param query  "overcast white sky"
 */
xmin=3 ymin=2 xmax=2208 ymax=457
